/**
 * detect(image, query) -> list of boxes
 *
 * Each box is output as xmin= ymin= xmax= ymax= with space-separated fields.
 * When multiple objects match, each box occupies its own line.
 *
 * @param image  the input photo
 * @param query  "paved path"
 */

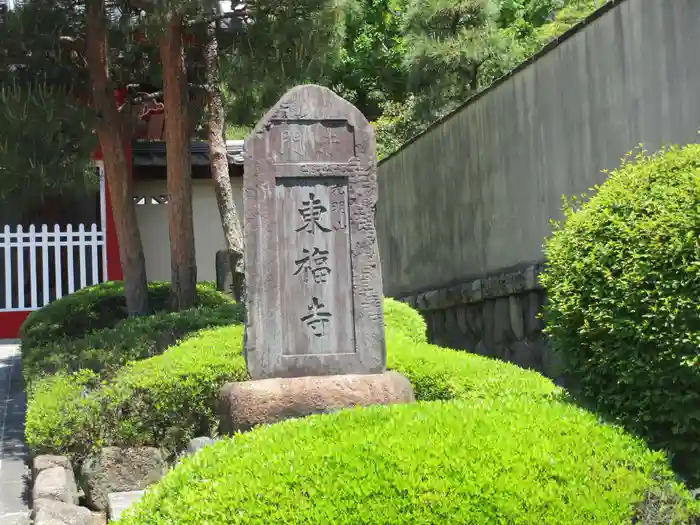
xmin=0 ymin=341 xmax=31 ymax=525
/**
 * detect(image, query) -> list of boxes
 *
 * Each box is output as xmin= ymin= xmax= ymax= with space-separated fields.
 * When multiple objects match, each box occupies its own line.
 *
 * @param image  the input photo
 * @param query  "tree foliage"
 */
xmin=0 ymin=78 xmax=98 ymax=210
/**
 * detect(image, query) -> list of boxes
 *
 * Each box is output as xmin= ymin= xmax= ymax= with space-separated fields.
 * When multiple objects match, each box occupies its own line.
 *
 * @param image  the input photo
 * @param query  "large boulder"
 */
xmin=79 ymin=447 xmax=167 ymax=511
xmin=33 ymin=466 xmax=79 ymax=505
xmin=33 ymin=498 xmax=93 ymax=525
xmin=32 ymin=455 xmax=72 ymax=479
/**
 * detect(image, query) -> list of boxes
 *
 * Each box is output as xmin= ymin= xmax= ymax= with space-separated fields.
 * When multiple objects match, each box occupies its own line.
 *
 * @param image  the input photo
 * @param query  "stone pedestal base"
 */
xmin=218 ymin=371 xmax=415 ymax=433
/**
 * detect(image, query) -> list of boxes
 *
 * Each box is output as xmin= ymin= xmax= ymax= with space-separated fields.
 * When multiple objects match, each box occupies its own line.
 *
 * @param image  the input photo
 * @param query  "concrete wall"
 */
xmin=376 ymin=0 xmax=700 ymax=379
xmin=134 ymin=178 xmax=244 ymax=283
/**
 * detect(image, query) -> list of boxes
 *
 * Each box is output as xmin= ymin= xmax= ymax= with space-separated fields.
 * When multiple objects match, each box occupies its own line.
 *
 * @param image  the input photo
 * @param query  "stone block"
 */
xmin=79 ymin=447 xmax=166 ymax=511
xmin=492 ymin=297 xmax=512 ymax=346
xmin=33 ymin=466 xmax=79 ymax=505
xmin=243 ymin=84 xmax=385 ymax=380
xmin=509 ymin=295 xmax=525 ymax=340
xmin=185 ymin=436 xmax=217 ymax=456
xmin=462 ymin=278 xmax=483 ymax=303
xmin=219 ymin=372 xmax=415 ymax=434
xmin=107 ymin=491 xmax=146 ymax=522
xmin=33 ymin=499 xmax=92 ymax=525
xmin=524 ymin=290 xmax=545 ymax=338
xmin=509 ymin=340 xmax=542 ymax=371
xmin=33 ymin=455 xmax=72 ymax=480
xmin=2 ymin=512 xmax=31 ymax=525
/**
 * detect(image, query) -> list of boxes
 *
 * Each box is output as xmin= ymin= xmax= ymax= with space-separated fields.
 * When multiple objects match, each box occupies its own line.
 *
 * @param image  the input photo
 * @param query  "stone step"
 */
xmin=107 ymin=490 xmax=146 ymax=522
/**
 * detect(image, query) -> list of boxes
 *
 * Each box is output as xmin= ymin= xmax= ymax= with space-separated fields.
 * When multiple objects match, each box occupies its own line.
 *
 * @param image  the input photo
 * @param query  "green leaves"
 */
xmin=0 ymin=77 xmax=98 ymax=210
xmin=541 ymin=143 xmax=700 ymax=484
xmin=119 ymin=394 xmax=697 ymax=524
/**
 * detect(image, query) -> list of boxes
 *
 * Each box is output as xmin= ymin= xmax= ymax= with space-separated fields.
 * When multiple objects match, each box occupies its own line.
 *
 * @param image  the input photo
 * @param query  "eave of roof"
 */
xmin=132 ymin=139 xmax=245 ymax=167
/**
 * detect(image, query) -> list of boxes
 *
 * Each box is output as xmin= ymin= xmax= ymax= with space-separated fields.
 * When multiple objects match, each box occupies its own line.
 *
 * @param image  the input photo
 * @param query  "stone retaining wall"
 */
xmin=397 ymin=262 xmax=565 ymax=384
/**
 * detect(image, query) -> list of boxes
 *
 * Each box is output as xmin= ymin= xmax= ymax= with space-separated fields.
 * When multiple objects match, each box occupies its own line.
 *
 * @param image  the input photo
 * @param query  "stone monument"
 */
xmin=218 ymin=84 xmax=414 ymax=432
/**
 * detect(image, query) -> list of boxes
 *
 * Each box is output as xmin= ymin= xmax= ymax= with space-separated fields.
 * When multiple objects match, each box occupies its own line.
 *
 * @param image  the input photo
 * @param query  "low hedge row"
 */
xmin=25 ymin=298 xmax=561 ymax=459
xmin=26 ymin=325 xmax=248 ymax=458
xmin=20 ymin=280 xmax=231 ymax=352
xmin=22 ymin=303 xmax=245 ymax=384
xmin=118 ymin=399 xmax=699 ymax=525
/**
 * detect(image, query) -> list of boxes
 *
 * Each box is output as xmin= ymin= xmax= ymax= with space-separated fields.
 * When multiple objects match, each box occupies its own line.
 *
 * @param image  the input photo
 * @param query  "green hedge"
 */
xmin=540 ymin=144 xmax=700 ymax=483
xmin=20 ymin=280 xmax=231 ymax=352
xmin=26 ymin=298 xmax=560 ymax=459
xmin=117 ymin=400 xmax=699 ymax=525
xmin=22 ymin=303 xmax=245 ymax=385
xmin=26 ymin=325 xmax=248 ymax=459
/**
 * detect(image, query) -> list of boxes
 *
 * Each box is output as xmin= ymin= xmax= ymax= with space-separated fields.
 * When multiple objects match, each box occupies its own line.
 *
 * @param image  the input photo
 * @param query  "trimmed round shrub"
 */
xmin=117 ymin=400 xmax=699 ymax=525
xmin=20 ymin=280 xmax=232 ymax=351
xmin=540 ymin=144 xmax=700 ymax=482
xmin=26 ymin=324 xmax=248 ymax=459
xmin=26 ymin=298 xmax=560 ymax=460
xmin=22 ymin=303 xmax=245 ymax=384
xmin=383 ymin=297 xmax=427 ymax=343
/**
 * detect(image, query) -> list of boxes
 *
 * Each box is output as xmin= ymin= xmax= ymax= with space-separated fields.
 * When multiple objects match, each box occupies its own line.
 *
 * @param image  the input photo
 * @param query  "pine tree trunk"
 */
xmin=86 ymin=0 xmax=149 ymax=316
xmin=160 ymin=13 xmax=197 ymax=310
xmin=205 ymin=21 xmax=245 ymax=302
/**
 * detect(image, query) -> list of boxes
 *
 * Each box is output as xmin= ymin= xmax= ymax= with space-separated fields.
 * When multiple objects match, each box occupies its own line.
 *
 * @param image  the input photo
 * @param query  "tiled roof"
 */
xmin=132 ymin=139 xmax=245 ymax=167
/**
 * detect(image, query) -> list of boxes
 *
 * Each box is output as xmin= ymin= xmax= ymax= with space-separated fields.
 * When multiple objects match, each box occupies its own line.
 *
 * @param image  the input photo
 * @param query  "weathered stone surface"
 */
xmin=33 ymin=499 xmax=92 ymax=525
xmin=34 ymin=466 xmax=79 ymax=505
xmin=524 ymin=290 xmax=544 ymax=337
xmin=90 ymin=511 xmax=107 ymax=525
xmin=508 ymin=340 xmax=541 ymax=371
xmin=243 ymin=84 xmax=385 ymax=380
xmin=219 ymin=372 xmax=415 ymax=433
xmin=33 ymin=455 xmax=72 ymax=479
xmin=2 ymin=512 xmax=32 ymax=525
xmin=107 ymin=491 xmax=146 ymax=522
xmin=79 ymin=447 xmax=166 ymax=511
xmin=509 ymin=295 xmax=525 ymax=340
xmin=492 ymin=297 xmax=512 ymax=345
xmin=185 ymin=436 xmax=217 ymax=456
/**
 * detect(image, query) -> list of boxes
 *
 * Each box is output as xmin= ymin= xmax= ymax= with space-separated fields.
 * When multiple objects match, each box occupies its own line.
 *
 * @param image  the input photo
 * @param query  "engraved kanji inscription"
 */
xmin=301 ymin=297 xmax=332 ymax=337
xmin=280 ymin=130 xmax=304 ymax=158
xmin=330 ymin=185 xmax=348 ymax=231
xmin=319 ymin=129 xmax=340 ymax=158
xmin=294 ymin=247 xmax=332 ymax=284
xmin=296 ymin=192 xmax=331 ymax=234
xmin=243 ymin=84 xmax=385 ymax=379
xmin=268 ymin=120 xmax=355 ymax=163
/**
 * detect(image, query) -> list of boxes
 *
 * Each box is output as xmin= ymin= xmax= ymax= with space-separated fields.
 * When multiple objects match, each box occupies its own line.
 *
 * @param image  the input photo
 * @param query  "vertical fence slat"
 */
xmin=16 ymin=225 xmax=24 ymax=309
xmin=3 ymin=225 xmax=11 ymax=310
xmin=41 ymin=225 xmax=50 ymax=306
xmin=29 ymin=225 xmax=38 ymax=309
xmin=90 ymin=224 xmax=99 ymax=285
xmin=66 ymin=224 xmax=75 ymax=294
xmin=78 ymin=224 xmax=87 ymax=289
xmin=54 ymin=224 xmax=63 ymax=300
xmin=1 ymin=218 xmax=108 ymax=312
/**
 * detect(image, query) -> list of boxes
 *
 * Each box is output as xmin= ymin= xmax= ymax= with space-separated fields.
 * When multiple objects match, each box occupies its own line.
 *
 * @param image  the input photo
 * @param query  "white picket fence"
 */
xmin=0 ymin=223 xmax=107 ymax=311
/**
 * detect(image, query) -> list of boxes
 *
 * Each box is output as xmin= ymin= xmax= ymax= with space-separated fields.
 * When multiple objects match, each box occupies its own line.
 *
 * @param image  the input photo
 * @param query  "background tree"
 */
xmin=0 ymin=0 xmax=152 ymax=315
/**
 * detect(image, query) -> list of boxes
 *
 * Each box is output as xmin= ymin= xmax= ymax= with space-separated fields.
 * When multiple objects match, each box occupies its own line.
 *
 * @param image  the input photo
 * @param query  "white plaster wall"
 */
xmin=134 ymin=178 xmax=244 ymax=283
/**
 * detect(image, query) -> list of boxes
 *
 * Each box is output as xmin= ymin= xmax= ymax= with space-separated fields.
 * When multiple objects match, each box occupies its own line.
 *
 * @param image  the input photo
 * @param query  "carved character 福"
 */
xmin=294 ymin=247 xmax=332 ymax=284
